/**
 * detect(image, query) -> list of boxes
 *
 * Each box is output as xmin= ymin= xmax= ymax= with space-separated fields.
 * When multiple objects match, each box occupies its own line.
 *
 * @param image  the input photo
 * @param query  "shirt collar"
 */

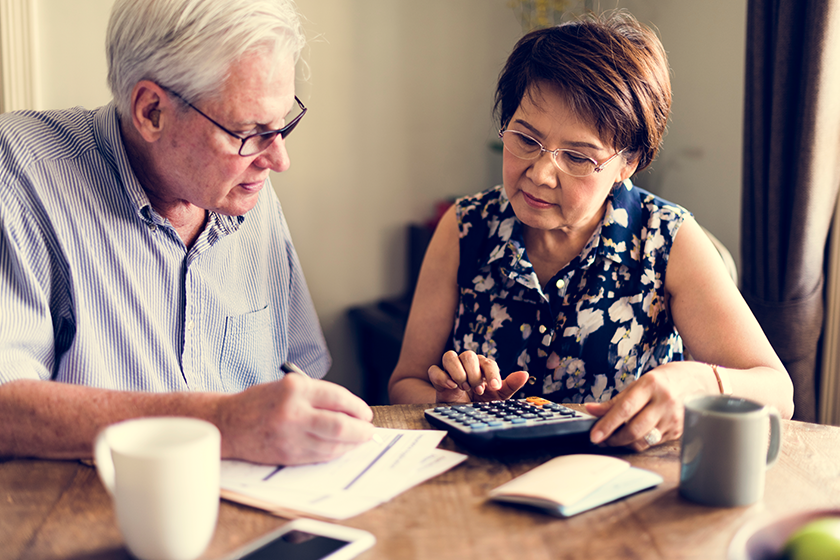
xmin=92 ymin=102 xmax=244 ymax=234
xmin=598 ymin=179 xmax=644 ymax=269
xmin=481 ymin=180 xmax=644 ymax=279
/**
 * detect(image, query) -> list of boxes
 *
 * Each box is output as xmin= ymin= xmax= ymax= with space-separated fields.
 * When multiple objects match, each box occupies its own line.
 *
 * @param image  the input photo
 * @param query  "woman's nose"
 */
xmin=527 ymin=151 xmax=559 ymax=188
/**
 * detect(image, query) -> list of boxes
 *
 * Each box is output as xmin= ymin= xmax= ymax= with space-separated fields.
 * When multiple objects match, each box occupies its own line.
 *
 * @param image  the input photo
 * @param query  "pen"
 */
xmin=281 ymin=362 xmax=307 ymax=376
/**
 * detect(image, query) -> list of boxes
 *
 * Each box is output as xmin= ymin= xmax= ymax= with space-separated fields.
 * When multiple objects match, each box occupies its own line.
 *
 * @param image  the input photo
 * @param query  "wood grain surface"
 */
xmin=2 ymin=404 xmax=839 ymax=560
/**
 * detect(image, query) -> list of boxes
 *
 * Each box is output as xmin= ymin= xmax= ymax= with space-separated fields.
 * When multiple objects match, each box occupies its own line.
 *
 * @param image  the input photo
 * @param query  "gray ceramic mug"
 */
xmin=679 ymin=395 xmax=782 ymax=507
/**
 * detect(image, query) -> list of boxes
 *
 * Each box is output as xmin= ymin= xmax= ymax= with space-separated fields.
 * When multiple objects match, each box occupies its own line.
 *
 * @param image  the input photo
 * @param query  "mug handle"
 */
xmin=765 ymin=406 xmax=782 ymax=468
xmin=94 ymin=428 xmax=116 ymax=496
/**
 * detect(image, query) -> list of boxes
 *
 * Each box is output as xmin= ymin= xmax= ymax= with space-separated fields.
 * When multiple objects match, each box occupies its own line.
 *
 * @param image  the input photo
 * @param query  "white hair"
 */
xmin=106 ymin=0 xmax=306 ymax=118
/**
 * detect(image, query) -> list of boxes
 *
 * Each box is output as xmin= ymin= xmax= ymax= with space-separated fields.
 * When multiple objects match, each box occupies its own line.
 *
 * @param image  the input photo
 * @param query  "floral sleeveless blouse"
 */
xmin=452 ymin=182 xmax=690 ymax=403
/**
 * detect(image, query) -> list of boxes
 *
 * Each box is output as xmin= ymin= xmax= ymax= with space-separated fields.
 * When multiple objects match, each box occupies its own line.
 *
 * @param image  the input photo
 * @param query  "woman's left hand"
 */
xmin=583 ymin=362 xmax=688 ymax=451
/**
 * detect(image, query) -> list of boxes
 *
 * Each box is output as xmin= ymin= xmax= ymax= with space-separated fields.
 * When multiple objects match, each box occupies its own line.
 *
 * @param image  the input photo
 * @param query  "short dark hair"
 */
xmin=494 ymin=11 xmax=671 ymax=172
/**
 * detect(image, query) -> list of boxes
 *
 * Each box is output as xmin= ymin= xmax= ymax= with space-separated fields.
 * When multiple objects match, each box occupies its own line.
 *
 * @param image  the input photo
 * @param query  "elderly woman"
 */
xmin=388 ymin=12 xmax=793 ymax=450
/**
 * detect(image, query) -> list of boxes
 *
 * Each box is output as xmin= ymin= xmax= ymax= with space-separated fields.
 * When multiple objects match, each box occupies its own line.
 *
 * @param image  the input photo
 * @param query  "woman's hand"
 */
xmin=428 ymin=350 xmax=529 ymax=403
xmin=583 ymin=362 xmax=688 ymax=451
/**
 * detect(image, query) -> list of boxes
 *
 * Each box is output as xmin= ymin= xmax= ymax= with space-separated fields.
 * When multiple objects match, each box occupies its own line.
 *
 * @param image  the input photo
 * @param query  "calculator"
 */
xmin=424 ymin=397 xmax=597 ymax=453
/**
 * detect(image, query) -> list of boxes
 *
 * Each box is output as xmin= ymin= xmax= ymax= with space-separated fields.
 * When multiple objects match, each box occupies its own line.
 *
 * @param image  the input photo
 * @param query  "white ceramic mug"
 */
xmin=679 ymin=395 xmax=782 ymax=507
xmin=94 ymin=417 xmax=221 ymax=560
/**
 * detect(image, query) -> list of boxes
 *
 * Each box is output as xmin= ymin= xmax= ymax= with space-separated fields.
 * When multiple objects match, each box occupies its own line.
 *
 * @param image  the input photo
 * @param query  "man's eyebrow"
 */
xmin=237 ymin=105 xmax=296 ymax=132
xmin=511 ymin=118 xmax=604 ymax=152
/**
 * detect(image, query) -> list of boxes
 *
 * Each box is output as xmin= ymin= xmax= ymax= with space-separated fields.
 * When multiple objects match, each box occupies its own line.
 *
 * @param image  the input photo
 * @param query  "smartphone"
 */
xmin=223 ymin=518 xmax=376 ymax=560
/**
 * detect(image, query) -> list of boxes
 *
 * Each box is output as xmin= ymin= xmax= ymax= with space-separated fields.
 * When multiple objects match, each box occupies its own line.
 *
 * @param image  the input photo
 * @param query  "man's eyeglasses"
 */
xmin=499 ymin=129 xmax=625 ymax=178
xmin=164 ymin=87 xmax=307 ymax=157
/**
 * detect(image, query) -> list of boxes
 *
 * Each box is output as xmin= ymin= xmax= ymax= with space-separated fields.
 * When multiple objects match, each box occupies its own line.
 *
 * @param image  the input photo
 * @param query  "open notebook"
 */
xmin=489 ymin=454 xmax=662 ymax=517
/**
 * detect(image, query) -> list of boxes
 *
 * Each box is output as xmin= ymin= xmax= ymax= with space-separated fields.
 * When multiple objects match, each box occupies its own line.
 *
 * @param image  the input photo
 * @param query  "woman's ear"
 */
xmin=615 ymin=152 xmax=640 ymax=184
xmin=129 ymin=80 xmax=169 ymax=143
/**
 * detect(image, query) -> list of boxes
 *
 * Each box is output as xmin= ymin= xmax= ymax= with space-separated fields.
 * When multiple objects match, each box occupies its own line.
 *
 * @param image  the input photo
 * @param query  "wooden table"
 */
xmin=2 ymin=404 xmax=840 ymax=559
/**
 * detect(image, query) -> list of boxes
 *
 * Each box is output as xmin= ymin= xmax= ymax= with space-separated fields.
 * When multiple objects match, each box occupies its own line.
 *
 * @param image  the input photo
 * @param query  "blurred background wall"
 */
xmin=9 ymin=0 xmax=747 ymax=398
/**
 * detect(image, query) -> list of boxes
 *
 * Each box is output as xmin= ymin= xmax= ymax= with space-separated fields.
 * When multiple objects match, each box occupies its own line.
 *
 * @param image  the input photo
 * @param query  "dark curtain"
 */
xmin=742 ymin=0 xmax=840 ymax=422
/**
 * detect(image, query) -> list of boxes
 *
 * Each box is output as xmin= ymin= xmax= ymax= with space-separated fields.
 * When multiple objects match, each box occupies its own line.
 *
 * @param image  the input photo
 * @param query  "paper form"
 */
xmin=220 ymin=427 xmax=467 ymax=519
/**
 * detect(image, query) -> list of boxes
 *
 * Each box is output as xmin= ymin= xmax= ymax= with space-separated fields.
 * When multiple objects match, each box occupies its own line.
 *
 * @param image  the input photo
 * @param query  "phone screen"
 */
xmin=240 ymin=529 xmax=351 ymax=560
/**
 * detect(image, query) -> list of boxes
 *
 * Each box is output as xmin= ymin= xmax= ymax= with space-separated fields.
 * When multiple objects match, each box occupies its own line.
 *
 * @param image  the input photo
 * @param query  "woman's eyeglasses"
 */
xmin=499 ymin=129 xmax=625 ymax=177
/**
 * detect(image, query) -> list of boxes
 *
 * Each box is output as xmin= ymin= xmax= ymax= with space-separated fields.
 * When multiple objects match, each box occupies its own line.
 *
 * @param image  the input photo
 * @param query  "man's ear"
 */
xmin=129 ymin=80 xmax=170 ymax=143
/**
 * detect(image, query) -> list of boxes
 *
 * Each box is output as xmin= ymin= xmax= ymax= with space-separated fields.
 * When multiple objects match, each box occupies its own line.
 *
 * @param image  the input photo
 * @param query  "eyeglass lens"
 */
xmin=500 ymin=130 xmax=599 ymax=177
xmin=239 ymin=99 xmax=306 ymax=156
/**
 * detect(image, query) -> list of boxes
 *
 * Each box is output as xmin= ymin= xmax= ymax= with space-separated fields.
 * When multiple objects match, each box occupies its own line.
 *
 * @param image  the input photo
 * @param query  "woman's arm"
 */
xmin=388 ymin=207 xmax=527 ymax=404
xmin=667 ymin=217 xmax=793 ymax=413
xmin=388 ymin=207 xmax=462 ymax=404
xmin=585 ymin=216 xmax=794 ymax=449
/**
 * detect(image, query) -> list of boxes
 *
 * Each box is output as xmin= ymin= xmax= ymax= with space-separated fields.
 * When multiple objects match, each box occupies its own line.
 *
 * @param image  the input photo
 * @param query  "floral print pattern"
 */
xmin=451 ymin=182 xmax=690 ymax=403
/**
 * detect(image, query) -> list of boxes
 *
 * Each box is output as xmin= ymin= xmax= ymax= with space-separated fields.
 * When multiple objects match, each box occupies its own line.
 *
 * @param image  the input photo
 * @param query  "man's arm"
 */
xmin=0 ymin=374 xmax=374 ymax=465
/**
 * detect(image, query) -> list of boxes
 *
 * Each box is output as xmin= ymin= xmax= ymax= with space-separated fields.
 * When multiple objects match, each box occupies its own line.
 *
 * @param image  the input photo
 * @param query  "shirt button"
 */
xmin=539 ymin=325 xmax=547 ymax=334
xmin=556 ymin=278 xmax=565 ymax=289
xmin=528 ymin=375 xmax=537 ymax=385
xmin=186 ymin=320 xmax=195 ymax=331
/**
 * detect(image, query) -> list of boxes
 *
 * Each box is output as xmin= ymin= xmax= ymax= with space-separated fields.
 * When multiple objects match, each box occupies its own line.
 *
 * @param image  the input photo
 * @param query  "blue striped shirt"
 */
xmin=0 ymin=103 xmax=330 ymax=392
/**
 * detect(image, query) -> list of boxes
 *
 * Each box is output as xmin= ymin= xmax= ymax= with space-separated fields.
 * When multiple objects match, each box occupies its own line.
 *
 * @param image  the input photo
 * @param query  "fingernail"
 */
xmin=590 ymin=430 xmax=603 ymax=444
xmin=490 ymin=379 xmax=502 ymax=390
xmin=461 ymin=383 xmax=471 ymax=392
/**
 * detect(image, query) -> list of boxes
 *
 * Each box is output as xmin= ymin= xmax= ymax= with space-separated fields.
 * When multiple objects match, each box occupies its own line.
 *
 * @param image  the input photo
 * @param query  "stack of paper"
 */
xmin=220 ymin=428 xmax=466 ymax=519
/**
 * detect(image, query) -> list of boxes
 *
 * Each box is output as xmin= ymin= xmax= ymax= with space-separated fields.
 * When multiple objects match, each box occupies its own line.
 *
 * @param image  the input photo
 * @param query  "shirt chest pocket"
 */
xmin=219 ymin=305 xmax=279 ymax=390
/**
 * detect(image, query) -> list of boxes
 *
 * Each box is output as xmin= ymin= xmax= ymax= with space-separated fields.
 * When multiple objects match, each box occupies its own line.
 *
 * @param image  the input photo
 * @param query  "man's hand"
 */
xmin=218 ymin=374 xmax=375 ymax=465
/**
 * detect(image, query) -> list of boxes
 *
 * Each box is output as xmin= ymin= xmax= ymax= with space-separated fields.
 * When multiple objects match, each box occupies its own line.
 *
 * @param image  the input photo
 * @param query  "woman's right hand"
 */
xmin=428 ymin=350 xmax=529 ymax=403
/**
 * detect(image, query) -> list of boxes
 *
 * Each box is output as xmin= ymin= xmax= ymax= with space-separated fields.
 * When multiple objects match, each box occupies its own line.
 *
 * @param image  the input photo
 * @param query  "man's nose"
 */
xmin=253 ymin=135 xmax=290 ymax=173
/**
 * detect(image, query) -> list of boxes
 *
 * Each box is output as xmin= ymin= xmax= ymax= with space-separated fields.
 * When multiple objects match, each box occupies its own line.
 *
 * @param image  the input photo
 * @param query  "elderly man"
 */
xmin=0 ymin=0 xmax=373 ymax=465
